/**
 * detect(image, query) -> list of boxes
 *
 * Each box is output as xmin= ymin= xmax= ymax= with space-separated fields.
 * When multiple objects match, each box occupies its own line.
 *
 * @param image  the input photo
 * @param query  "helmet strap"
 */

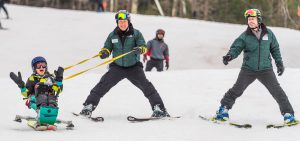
xmin=250 ymin=26 xmax=258 ymax=30
xmin=250 ymin=24 xmax=261 ymax=32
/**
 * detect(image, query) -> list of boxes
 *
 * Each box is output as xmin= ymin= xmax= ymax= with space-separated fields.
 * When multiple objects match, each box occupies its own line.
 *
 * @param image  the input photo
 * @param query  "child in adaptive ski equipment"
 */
xmin=10 ymin=56 xmax=65 ymax=130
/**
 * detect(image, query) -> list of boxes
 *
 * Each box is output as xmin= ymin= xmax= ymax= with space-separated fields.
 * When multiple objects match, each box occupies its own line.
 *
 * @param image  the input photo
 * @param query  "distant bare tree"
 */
xmin=43 ymin=0 xmax=60 ymax=8
xmin=131 ymin=0 xmax=138 ymax=14
xmin=298 ymin=0 xmax=300 ymax=17
xmin=280 ymin=0 xmax=298 ymax=28
xmin=10 ymin=0 xmax=29 ymax=5
xmin=172 ymin=0 xmax=178 ymax=16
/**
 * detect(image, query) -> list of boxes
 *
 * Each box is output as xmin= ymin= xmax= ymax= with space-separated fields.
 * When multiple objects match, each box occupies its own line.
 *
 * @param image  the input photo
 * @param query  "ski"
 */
xmin=72 ymin=112 xmax=104 ymax=122
xmin=27 ymin=120 xmax=57 ymax=131
xmin=127 ymin=116 xmax=181 ymax=122
xmin=0 ymin=17 xmax=12 ymax=20
xmin=14 ymin=115 xmax=74 ymax=130
xmin=198 ymin=115 xmax=252 ymax=129
xmin=0 ymin=27 xmax=9 ymax=30
xmin=266 ymin=120 xmax=299 ymax=129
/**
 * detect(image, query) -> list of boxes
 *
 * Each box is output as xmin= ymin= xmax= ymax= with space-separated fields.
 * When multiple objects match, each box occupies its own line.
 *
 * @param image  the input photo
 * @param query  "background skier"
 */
xmin=0 ymin=0 xmax=9 ymax=19
xmin=143 ymin=29 xmax=170 ymax=72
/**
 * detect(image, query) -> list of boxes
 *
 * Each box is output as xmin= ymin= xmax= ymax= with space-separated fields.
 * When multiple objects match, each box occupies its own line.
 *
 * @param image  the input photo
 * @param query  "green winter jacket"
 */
xmin=227 ymin=23 xmax=283 ymax=71
xmin=102 ymin=25 xmax=146 ymax=67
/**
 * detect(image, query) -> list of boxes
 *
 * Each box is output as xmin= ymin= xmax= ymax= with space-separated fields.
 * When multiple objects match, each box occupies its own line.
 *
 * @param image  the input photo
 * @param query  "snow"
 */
xmin=1 ymin=4 xmax=300 ymax=141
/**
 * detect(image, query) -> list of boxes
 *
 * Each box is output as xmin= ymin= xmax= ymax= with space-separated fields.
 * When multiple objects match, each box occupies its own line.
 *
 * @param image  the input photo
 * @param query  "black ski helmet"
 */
xmin=115 ymin=10 xmax=131 ymax=23
xmin=156 ymin=29 xmax=165 ymax=36
xmin=31 ymin=56 xmax=47 ymax=71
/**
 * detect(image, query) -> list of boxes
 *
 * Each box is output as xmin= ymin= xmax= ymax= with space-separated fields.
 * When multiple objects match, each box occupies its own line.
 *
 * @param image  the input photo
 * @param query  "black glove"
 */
xmin=276 ymin=62 xmax=284 ymax=76
xmin=133 ymin=47 xmax=143 ymax=54
xmin=165 ymin=61 xmax=169 ymax=70
xmin=54 ymin=66 xmax=64 ymax=81
xmin=99 ymin=50 xmax=109 ymax=59
xmin=223 ymin=55 xmax=233 ymax=65
xmin=10 ymin=72 xmax=25 ymax=88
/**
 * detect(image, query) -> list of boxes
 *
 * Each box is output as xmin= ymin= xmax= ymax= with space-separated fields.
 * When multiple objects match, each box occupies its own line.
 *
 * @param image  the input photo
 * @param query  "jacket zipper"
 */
xmin=121 ymin=36 xmax=126 ymax=66
xmin=258 ymin=39 xmax=261 ymax=70
xmin=255 ymin=31 xmax=264 ymax=71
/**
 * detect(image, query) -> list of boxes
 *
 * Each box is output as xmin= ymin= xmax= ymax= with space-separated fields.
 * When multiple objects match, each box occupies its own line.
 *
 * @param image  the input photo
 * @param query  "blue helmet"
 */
xmin=31 ymin=56 xmax=47 ymax=71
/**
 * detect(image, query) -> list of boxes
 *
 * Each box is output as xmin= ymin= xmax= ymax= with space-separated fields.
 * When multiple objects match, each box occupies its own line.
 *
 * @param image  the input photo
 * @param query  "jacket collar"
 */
xmin=114 ymin=23 xmax=134 ymax=37
xmin=33 ymin=72 xmax=51 ymax=78
xmin=154 ymin=37 xmax=164 ymax=42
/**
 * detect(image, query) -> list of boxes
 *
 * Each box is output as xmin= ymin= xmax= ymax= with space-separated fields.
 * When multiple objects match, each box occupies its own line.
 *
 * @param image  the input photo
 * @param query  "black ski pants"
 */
xmin=145 ymin=58 xmax=164 ymax=72
xmin=36 ymin=94 xmax=57 ymax=108
xmin=221 ymin=68 xmax=294 ymax=115
xmin=84 ymin=62 xmax=166 ymax=111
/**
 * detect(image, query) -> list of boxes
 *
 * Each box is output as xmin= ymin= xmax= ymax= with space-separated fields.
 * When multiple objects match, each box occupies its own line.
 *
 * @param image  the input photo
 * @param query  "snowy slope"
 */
xmin=1 ymin=5 xmax=300 ymax=78
xmin=1 ymin=5 xmax=300 ymax=141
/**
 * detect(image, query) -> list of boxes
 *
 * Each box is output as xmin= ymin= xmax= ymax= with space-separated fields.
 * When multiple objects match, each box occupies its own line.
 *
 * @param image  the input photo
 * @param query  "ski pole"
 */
xmin=64 ymin=51 xmax=134 ymax=80
xmin=64 ymin=54 xmax=100 ymax=71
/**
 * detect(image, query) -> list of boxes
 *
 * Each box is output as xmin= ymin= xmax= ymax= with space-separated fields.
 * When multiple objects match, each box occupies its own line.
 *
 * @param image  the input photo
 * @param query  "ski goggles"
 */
xmin=244 ymin=9 xmax=257 ymax=18
xmin=115 ymin=12 xmax=128 ymax=20
xmin=35 ymin=62 xmax=47 ymax=69
xmin=157 ymin=30 xmax=165 ymax=35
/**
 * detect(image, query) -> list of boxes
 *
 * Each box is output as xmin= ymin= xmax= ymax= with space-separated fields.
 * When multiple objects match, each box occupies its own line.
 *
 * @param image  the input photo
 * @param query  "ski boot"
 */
xmin=79 ymin=104 xmax=93 ymax=118
xmin=151 ymin=105 xmax=170 ymax=118
xmin=283 ymin=113 xmax=297 ymax=124
xmin=214 ymin=105 xmax=229 ymax=122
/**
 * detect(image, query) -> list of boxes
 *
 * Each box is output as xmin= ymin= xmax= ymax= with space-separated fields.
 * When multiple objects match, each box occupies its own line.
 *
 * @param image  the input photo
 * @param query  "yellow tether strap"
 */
xmin=64 ymin=51 xmax=133 ymax=80
xmin=64 ymin=54 xmax=100 ymax=71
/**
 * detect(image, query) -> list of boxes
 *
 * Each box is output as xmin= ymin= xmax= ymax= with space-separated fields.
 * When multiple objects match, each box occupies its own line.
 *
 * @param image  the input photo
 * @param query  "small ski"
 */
xmin=0 ymin=26 xmax=9 ymax=30
xmin=27 ymin=120 xmax=57 ymax=131
xmin=14 ymin=115 xmax=74 ymax=130
xmin=266 ymin=120 xmax=299 ymax=129
xmin=198 ymin=115 xmax=252 ymax=129
xmin=127 ymin=116 xmax=181 ymax=122
xmin=72 ymin=112 xmax=104 ymax=122
xmin=0 ymin=17 xmax=12 ymax=20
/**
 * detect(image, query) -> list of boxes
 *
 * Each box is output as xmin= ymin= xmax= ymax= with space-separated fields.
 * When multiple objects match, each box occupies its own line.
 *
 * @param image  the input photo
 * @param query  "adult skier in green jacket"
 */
xmin=80 ymin=10 xmax=169 ymax=118
xmin=215 ymin=9 xmax=297 ymax=124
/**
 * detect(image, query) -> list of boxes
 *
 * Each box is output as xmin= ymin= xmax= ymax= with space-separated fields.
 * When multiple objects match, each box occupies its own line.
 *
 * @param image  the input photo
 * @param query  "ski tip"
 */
xmin=91 ymin=117 xmax=104 ymax=122
xmin=127 ymin=116 xmax=180 ymax=122
xmin=14 ymin=115 xmax=22 ymax=123
xmin=172 ymin=116 xmax=181 ymax=119
xmin=266 ymin=121 xmax=299 ymax=129
xmin=73 ymin=112 xmax=104 ymax=122
xmin=66 ymin=127 xmax=74 ymax=130
xmin=72 ymin=112 xmax=80 ymax=116
xmin=266 ymin=125 xmax=275 ymax=129
xmin=66 ymin=124 xmax=75 ymax=130
xmin=198 ymin=115 xmax=214 ymax=121
xmin=244 ymin=124 xmax=252 ymax=128
xmin=127 ymin=116 xmax=136 ymax=121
